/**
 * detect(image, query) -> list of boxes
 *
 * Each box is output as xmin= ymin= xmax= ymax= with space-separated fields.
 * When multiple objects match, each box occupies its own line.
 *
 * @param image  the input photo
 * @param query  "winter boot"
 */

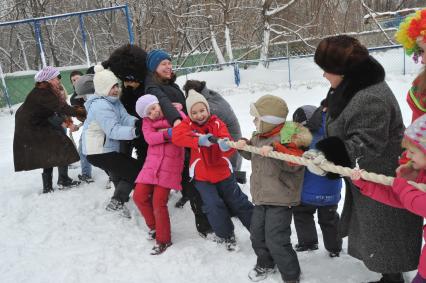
xmin=295 ymin=243 xmax=318 ymax=252
xmin=175 ymin=196 xmax=189 ymax=208
xmin=150 ymin=242 xmax=172 ymax=255
xmin=78 ymin=174 xmax=94 ymax=184
xmin=42 ymin=172 xmax=54 ymax=194
xmin=248 ymin=265 xmax=277 ymax=282
xmin=224 ymin=235 xmax=238 ymax=251
xmin=57 ymin=166 xmax=81 ymax=189
xmin=105 ymin=198 xmax=131 ymax=219
xmin=329 ymin=251 xmax=340 ymax=258
xmin=367 ymin=273 xmax=404 ymax=283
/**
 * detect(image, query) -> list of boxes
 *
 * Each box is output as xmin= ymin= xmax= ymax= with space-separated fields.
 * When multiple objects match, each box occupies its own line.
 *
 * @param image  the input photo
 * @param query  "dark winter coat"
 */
xmin=145 ymin=73 xmax=187 ymax=125
xmin=14 ymin=83 xmax=80 ymax=171
xmin=120 ymin=85 xmax=148 ymax=164
xmin=317 ymin=56 xmax=423 ymax=273
xmin=200 ymin=87 xmax=242 ymax=171
xmin=70 ymin=91 xmax=85 ymax=107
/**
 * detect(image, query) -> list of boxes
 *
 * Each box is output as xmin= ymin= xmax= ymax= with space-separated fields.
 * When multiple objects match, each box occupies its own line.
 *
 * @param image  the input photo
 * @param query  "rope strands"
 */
xmin=226 ymin=140 xmax=426 ymax=192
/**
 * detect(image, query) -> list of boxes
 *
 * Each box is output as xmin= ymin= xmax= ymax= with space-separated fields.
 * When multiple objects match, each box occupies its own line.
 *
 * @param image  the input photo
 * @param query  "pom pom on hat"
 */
xmin=186 ymin=89 xmax=210 ymax=119
xmin=146 ymin=49 xmax=171 ymax=73
xmin=135 ymin=94 xmax=159 ymax=118
xmin=93 ymin=65 xmax=119 ymax=96
xmin=34 ymin=66 xmax=60 ymax=82
xmin=404 ymin=114 xmax=426 ymax=154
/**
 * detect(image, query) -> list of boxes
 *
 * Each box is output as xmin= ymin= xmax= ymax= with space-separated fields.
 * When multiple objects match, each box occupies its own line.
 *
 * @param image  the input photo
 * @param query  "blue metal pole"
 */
xmin=124 ymin=4 xmax=134 ymax=44
xmin=34 ymin=21 xmax=46 ymax=67
xmin=287 ymin=42 xmax=291 ymax=89
xmin=79 ymin=15 xmax=91 ymax=67
xmin=403 ymin=47 xmax=406 ymax=75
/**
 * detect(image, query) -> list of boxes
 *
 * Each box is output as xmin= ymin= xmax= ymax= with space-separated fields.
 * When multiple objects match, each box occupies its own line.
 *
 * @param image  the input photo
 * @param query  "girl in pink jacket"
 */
xmin=351 ymin=114 xmax=426 ymax=283
xmin=133 ymin=94 xmax=185 ymax=255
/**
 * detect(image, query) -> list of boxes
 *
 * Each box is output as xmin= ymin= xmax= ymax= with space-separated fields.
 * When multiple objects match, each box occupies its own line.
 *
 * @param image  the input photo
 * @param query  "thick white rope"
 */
xmin=227 ymin=140 xmax=426 ymax=192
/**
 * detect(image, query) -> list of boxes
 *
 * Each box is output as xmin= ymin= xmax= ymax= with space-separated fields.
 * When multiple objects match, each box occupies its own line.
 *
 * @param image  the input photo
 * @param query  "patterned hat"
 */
xmin=34 ymin=66 xmax=60 ymax=82
xmin=405 ymin=114 xmax=426 ymax=154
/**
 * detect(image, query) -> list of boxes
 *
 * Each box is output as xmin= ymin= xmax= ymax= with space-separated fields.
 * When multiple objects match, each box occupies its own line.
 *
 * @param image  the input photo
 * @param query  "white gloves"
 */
xmin=302 ymin=149 xmax=327 ymax=176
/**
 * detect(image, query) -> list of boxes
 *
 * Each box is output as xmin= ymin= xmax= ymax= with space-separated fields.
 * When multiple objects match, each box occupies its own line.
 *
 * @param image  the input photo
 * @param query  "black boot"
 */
xmin=42 ymin=172 xmax=53 ymax=193
xmin=57 ymin=166 xmax=81 ymax=189
xmin=368 ymin=273 xmax=404 ymax=283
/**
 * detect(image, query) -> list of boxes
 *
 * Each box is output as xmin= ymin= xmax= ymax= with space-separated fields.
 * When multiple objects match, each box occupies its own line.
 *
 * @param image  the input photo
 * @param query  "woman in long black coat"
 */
xmin=310 ymin=35 xmax=423 ymax=283
xmin=13 ymin=66 xmax=85 ymax=193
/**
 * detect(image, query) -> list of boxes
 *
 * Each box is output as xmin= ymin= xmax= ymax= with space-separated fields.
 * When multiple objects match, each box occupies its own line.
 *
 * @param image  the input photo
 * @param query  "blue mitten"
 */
xmin=167 ymin=128 xmax=173 ymax=137
xmin=217 ymin=138 xmax=231 ymax=152
xmin=198 ymin=133 xmax=213 ymax=147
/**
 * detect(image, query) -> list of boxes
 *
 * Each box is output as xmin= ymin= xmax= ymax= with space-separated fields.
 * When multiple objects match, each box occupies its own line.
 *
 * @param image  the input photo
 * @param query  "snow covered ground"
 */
xmin=0 ymin=49 xmax=422 ymax=283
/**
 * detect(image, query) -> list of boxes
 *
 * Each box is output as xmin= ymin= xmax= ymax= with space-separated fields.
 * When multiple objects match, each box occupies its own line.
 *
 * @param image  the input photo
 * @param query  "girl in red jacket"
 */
xmin=351 ymin=114 xmax=426 ymax=283
xmin=172 ymin=89 xmax=254 ymax=251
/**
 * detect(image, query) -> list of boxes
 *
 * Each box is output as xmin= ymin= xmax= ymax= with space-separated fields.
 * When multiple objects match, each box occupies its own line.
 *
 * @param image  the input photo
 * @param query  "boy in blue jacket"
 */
xmin=292 ymin=105 xmax=343 ymax=257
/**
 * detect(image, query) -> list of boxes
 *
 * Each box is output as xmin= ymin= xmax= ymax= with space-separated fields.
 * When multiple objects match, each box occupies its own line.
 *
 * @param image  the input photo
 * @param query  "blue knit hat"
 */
xmin=146 ymin=49 xmax=171 ymax=73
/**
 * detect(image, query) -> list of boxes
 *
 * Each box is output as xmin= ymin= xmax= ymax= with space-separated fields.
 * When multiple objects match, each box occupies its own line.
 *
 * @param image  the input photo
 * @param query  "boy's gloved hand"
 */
xmin=167 ymin=128 xmax=173 ymax=137
xmin=198 ymin=133 xmax=213 ymax=147
xmin=217 ymin=138 xmax=231 ymax=152
xmin=302 ymin=149 xmax=327 ymax=176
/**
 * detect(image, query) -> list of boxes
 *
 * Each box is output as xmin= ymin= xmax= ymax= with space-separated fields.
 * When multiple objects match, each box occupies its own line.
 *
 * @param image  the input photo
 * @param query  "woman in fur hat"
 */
xmin=306 ymin=35 xmax=423 ymax=283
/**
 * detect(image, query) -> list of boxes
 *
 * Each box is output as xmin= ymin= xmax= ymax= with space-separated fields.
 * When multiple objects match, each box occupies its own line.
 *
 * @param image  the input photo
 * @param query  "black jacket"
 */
xmin=145 ymin=73 xmax=187 ymax=125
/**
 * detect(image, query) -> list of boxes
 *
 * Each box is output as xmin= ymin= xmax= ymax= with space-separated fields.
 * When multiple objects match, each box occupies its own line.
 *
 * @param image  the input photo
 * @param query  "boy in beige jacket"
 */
xmin=236 ymin=95 xmax=312 ymax=283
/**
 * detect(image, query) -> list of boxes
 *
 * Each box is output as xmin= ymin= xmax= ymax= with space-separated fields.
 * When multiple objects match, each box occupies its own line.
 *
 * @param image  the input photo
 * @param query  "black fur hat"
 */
xmin=103 ymin=44 xmax=148 ymax=82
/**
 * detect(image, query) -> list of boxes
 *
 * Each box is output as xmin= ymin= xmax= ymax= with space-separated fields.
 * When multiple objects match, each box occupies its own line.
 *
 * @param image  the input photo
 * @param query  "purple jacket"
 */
xmin=135 ymin=113 xmax=185 ymax=190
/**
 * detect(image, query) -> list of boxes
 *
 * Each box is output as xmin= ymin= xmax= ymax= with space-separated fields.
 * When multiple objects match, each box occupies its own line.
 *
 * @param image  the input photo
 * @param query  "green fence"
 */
xmin=0 ymin=68 xmax=86 ymax=108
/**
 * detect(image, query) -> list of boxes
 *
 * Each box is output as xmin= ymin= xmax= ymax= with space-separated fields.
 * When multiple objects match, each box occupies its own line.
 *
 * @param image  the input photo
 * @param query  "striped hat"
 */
xmin=34 ymin=66 xmax=60 ymax=82
xmin=405 ymin=114 xmax=426 ymax=154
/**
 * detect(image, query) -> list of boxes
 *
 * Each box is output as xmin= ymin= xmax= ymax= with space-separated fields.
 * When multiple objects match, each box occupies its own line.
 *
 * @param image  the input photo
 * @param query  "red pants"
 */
xmin=133 ymin=183 xmax=171 ymax=244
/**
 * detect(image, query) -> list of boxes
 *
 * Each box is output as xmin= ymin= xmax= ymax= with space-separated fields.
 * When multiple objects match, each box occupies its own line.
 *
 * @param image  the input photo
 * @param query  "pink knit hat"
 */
xmin=34 ymin=66 xmax=60 ymax=82
xmin=136 ymin=94 xmax=159 ymax=118
xmin=405 ymin=114 xmax=426 ymax=154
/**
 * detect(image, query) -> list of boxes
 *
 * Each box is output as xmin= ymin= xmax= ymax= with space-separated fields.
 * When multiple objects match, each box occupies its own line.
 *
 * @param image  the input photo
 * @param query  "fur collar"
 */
xmin=326 ymin=56 xmax=385 ymax=120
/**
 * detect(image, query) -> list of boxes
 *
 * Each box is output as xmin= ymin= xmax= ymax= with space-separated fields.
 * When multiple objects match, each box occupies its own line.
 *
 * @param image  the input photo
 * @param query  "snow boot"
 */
xmin=248 ymin=265 xmax=276 ymax=282
xmin=150 ymin=242 xmax=172 ymax=255
xmin=78 ymin=174 xmax=94 ymax=184
xmin=105 ymin=198 xmax=131 ymax=219
xmin=294 ymin=243 xmax=318 ymax=252
xmin=57 ymin=166 xmax=80 ymax=189
xmin=42 ymin=172 xmax=54 ymax=193
xmin=175 ymin=196 xmax=189 ymax=208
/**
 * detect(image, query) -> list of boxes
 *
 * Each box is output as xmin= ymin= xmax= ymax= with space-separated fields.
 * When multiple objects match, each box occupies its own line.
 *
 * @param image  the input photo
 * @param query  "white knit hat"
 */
xmin=93 ymin=65 xmax=119 ymax=96
xmin=186 ymin=89 xmax=210 ymax=119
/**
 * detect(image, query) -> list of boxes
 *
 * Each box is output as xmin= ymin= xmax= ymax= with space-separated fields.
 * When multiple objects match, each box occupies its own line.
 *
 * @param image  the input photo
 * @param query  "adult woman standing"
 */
xmin=145 ymin=49 xmax=212 ymax=237
xmin=13 ymin=66 xmax=85 ymax=193
xmin=310 ymin=35 xmax=423 ymax=283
